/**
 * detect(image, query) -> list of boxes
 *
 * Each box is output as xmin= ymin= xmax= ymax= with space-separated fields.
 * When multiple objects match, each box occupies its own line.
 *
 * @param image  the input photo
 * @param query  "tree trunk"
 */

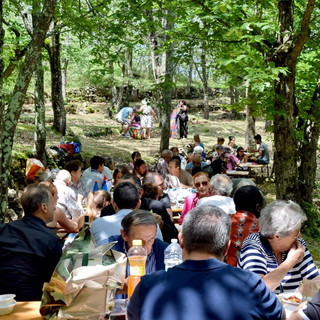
xmin=185 ymin=53 xmax=193 ymax=97
xmin=200 ymin=49 xmax=209 ymax=119
xmin=273 ymin=63 xmax=300 ymax=201
xmin=272 ymin=0 xmax=315 ymax=202
xmin=0 ymin=0 xmax=57 ymax=221
xmin=298 ymin=75 xmax=320 ymax=204
xmin=244 ymin=84 xmax=256 ymax=150
xmin=158 ymin=11 xmax=174 ymax=152
xmin=33 ymin=53 xmax=47 ymax=166
xmin=48 ymin=23 xmax=66 ymax=135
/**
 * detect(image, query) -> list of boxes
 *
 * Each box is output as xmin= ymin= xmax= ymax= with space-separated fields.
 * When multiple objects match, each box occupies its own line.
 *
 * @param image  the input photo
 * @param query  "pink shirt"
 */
xmin=179 ymin=193 xmax=198 ymax=224
xmin=226 ymin=154 xmax=240 ymax=171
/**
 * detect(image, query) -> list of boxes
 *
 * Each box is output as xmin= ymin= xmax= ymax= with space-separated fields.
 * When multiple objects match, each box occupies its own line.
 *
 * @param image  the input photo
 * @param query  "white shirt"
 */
xmin=197 ymin=195 xmax=236 ymax=214
xmin=54 ymin=180 xmax=84 ymax=219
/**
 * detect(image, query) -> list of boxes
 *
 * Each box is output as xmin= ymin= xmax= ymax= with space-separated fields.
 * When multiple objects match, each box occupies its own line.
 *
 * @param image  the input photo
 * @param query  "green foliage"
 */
xmin=301 ymin=201 xmax=320 ymax=237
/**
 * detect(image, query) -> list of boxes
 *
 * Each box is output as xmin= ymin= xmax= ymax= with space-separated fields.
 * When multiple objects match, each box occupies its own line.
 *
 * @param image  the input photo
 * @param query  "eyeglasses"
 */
xmin=292 ymin=229 xmax=301 ymax=240
xmin=194 ymin=181 xmax=208 ymax=188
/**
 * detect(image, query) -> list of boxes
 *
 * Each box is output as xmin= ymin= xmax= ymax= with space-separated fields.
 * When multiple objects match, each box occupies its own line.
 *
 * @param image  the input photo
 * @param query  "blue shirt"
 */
xmin=108 ymin=235 xmax=168 ymax=275
xmin=127 ymin=258 xmax=283 ymax=320
xmin=117 ymin=107 xmax=133 ymax=121
xmin=91 ymin=209 xmax=163 ymax=246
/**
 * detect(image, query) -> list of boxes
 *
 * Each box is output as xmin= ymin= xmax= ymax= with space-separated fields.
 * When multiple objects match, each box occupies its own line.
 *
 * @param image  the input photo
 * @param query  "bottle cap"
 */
xmin=132 ymin=239 xmax=142 ymax=246
xmin=171 ymin=239 xmax=178 ymax=243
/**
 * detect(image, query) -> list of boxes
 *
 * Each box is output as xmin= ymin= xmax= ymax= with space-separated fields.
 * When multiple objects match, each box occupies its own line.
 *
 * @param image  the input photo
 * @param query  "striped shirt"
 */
xmin=238 ymin=233 xmax=319 ymax=294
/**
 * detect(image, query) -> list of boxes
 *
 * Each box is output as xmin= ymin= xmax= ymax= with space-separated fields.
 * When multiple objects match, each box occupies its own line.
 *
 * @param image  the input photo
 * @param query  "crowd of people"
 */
xmin=0 ymin=129 xmax=319 ymax=319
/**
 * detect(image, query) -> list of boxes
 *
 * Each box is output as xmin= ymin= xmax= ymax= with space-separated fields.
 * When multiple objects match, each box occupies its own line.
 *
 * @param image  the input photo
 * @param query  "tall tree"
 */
xmin=0 ymin=0 xmax=56 ymax=220
xmin=46 ymin=21 xmax=66 ymax=135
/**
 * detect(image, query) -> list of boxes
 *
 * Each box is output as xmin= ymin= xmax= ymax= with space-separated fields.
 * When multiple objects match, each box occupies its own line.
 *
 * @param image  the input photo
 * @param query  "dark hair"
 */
xmin=217 ymin=137 xmax=225 ymax=144
xmin=182 ymin=206 xmax=231 ymax=256
xmin=170 ymin=147 xmax=179 ymax=153
xmin=171 ymin=156 xmax=181 ymax=162
xmin=65 ymin=160 xmax=82 ymax=173
xmin=121 ymin=173 xmax=142 ymax=189
xmin=131 ymin=151 xmax=141 ymax=161
xmin=236 ymin=146 xmax=245 ymax=159
xmin=229 ymin=136 xmax=235 ymax=141
xmin=169 ymin=159 xmax=181 ymax=169
xmin=134 ymin=159 xmax=146 ymax=170
xmin=113 ymin=181 xmax=139 ymax=210
xmin=90 ymin=156 xmax=105 ymax=170
xmin=233 ymin=185 xmax=265 ymax=218
xmin=191 ymin=166 xmax=203 ymax=176
xmin=142 ymin=182 xmax=158 ymax=199
xmin=121 ymin=209 xmax=157 ymax=235
xmin=113 ymin=165 xmax=130 ymax=183
xmin=21 ymin=184 xmax=52 ymax=216
xmin=254 ymin=134 xmax=262 ymax=141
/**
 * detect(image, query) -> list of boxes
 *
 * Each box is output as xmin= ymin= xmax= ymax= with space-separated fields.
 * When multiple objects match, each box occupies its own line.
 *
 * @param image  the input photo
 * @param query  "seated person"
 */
xmin=81 ymin=156 xmax=107 ymax=193
xmin=129 ymin=151 xmax=141 ymax=170
xmin=91 ymin=181 xmax=141 ymax=246
xmin=109 ymin=209 xmax=168 ymax=277
xmin=143 ymin=172 xmax=172 ymax=219
xmin=222 ymin=148 xmax=240 ymax=171
xmin=170 ymin=147 xmax=187 ymax=169
xmin=239 ymin=200 xmax=320 ymax=293
xmin=127 ymin=205 xmax=285 ymax=320
xmin=197 ymin=174 xmax=236 ymax=214
xmin=54 ymin=169 xmax=84 ymax=220
xmin=0 ymin=185 xmax=62 ymax=301
xmin=133 ymin=159 xmax=147 ymax=181
xmin=65 ymin=159 xmax=87 ymax=204
xmin=249 ymin=134 xmax=270 ymax=164
xmin=113 ymin=165 xmax=130 ymax=188
xmin=227 ymin=135 xmax=236 ymax=154
xmin=185 ymin=153 xmax=207 ymax=174
xmin=91 ymin=180 xmax=163 ymax=246
xmin=210 ymin=151 xmax=227 ymax=175
xmin=41 ymin=181 xmax=79 ymax=233
xmin=193 ymin=134 xmax=206 ymax=158
xmin=289 ymin=291 xmax=320 ymax=320
xmin=168 ymin=159 xmax=193 ymax=187
xmin=210 ymin=144 xmax=224 ymax=161
xmin=179 ymin=172 xmax=210 ymax=224
xmin=86 ymin=190 xmax=111 ymax=222
xmin=226 ymin=185 xmax=265 ymax=267
xmin=236 ymin=146 xmax=248 ymax=163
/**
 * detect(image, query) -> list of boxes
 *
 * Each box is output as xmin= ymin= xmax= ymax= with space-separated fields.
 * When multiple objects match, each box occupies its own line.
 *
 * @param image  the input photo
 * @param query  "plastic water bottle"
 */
xmin=164 ymin=239 xmax=182 ymax=271
xmin=127 ymin=239 xmax=147 ymax=299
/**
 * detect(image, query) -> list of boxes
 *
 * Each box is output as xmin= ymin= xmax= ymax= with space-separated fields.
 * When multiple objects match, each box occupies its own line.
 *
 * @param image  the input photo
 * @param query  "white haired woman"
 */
xmin=238 ymin=200 xmax=320 ymax=293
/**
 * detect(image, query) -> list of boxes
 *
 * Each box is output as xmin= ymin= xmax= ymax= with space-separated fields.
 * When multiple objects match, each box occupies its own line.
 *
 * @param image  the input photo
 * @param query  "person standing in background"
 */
xmin=177 ymin=101 xmax=188 ymax=139
xmin=138 ymin=98 xmax=156 ymax=139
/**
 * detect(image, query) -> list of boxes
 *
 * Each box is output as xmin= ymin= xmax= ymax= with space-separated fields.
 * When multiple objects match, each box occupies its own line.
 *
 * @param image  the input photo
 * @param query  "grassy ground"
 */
xmin=13 ymin=102 xmax=320 ymax=265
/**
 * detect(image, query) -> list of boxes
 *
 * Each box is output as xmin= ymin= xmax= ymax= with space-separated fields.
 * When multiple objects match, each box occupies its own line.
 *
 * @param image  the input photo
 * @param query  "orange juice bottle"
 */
xmin=127 ymin=239 xmax=147 ymax=299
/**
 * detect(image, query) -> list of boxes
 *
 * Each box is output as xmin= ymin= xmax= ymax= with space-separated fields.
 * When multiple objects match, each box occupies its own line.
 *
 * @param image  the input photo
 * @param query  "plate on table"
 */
xmin=278 ymin=292 xmax=302 ymax=306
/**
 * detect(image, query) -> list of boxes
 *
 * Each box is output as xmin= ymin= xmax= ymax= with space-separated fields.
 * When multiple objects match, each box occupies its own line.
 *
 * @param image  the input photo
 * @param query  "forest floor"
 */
xmin=13 ymin=100 xmax=320 ymax=264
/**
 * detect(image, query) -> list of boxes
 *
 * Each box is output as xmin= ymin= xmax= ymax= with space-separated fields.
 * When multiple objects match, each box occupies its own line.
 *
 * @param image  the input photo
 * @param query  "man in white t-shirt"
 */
xmin=197 ymin=174 xmax=235 ymax=214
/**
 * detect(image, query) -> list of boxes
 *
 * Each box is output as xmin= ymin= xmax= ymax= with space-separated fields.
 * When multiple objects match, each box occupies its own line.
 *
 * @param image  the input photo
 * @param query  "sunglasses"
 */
xmin=195 ymin=181 xmax=208 ymax=188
